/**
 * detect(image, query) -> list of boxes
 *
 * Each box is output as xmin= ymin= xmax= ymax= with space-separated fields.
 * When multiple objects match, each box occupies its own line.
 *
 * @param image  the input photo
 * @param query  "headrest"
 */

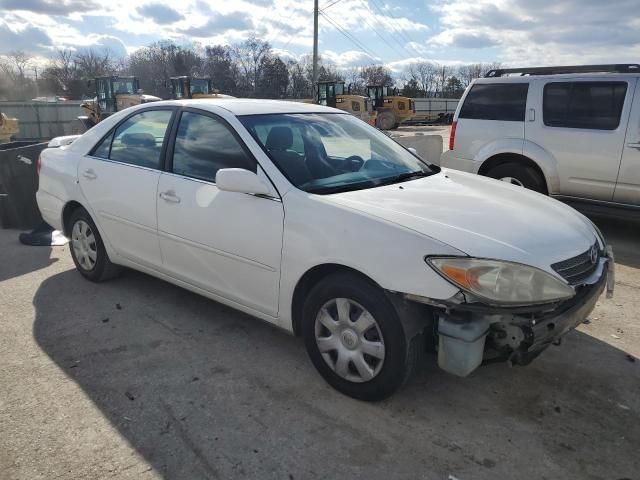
xmin=121 ymin=133 xmax=155 ymax=148
xmin=265 ymin=126 xmax=293 ymax=151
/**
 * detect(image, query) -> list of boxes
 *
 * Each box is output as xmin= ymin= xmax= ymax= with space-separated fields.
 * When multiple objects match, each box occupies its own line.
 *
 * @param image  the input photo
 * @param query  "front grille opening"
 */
xmin=551 ymin=244 xmax=599 ymax=285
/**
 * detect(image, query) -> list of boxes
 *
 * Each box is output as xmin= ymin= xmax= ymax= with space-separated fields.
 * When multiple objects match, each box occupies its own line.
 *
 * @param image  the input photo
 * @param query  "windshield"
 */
xmin=112 ymin=79 xmax=136 ymax=95
xmin=191 ymin=78 xmax=210 ymax=95
xmin=240 ymin=113 xmax=437 ymax=194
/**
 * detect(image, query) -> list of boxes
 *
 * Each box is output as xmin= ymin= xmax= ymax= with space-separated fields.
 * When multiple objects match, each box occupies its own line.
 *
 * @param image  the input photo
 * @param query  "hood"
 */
xmin=323 ymin=169 xmax=597 ymax=274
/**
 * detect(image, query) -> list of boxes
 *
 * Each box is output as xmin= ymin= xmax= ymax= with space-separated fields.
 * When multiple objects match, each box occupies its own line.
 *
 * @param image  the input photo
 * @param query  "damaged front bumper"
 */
xmin=405 ymin=251 xmax=613 ymax=377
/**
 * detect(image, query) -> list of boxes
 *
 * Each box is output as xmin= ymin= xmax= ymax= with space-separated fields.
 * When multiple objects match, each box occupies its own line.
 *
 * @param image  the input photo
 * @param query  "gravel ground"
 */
xmin=1 ymin=213 xmax=638 ymax=480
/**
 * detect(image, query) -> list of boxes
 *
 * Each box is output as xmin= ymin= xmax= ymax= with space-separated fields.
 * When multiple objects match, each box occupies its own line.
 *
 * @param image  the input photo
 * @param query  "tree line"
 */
xmin=0 ymin=37 xmax=500 ymax=101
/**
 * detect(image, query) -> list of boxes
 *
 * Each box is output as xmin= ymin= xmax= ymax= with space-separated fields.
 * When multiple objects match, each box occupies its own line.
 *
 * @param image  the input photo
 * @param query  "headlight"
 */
xmin=427 ymin=257 xmax=575 ymax=306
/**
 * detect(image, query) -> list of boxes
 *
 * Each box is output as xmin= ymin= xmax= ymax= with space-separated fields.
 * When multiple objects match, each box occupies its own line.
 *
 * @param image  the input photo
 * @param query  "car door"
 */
xmin=156 ymin=109 xmax=284 ymax=317
xmin=614 ymin=78 xmax=640 ymax=205
xmin=525 ymin=78 xmax=632 ymax=200
xmin=78 ymin=108 xmax=174 ymax=269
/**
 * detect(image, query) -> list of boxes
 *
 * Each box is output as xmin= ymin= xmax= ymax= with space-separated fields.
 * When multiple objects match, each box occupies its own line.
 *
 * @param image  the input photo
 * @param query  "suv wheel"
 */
xmin=486 ymin=162 xmax=546 ymax=194
xmin=68 ymin=207 xmax=121 ymax=282
xmin=301 ymin=273 xmax=421 ymax=401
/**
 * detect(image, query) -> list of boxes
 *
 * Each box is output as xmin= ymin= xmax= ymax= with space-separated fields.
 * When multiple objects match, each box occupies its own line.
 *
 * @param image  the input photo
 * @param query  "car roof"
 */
xmin=144 ymin=98 xmax=343 ymax=116
xmin=474 ymin=72 xmax=639 ymax=83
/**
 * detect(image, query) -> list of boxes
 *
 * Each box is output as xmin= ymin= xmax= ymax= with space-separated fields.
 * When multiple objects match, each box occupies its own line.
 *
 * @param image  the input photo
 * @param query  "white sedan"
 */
xmin=37 ymin=99 xmax=612 ymax=400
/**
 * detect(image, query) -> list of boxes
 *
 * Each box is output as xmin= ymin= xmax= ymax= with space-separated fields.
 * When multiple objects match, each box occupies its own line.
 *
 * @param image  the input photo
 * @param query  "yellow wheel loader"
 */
xmin=73 ymin=76 xmax=161 ymax=133
xmin=367 ymin=85 xmax=416 ymax=130
xmin=170 ymin=76 xmax=235 ymax=100
xmin=317 ymin=81 xmax=376 ymax=126
xmin=0 ymin=111 xmax=19 ymax=144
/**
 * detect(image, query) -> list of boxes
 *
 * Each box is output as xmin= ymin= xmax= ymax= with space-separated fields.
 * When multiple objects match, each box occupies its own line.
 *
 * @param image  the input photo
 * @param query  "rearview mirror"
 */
xmin=216 ymin=168 xmax=271 ymax=196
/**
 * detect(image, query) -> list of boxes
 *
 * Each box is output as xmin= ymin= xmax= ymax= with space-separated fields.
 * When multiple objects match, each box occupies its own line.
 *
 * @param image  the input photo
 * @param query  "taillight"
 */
xmin=37 ymin=153 xmax=42 ymax=175
xmin=449 ymin=120 xmax=457 ymax=151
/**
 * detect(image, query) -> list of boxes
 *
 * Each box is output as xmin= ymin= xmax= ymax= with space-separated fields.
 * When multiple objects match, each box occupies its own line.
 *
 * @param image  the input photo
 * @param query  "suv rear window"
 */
xmin=543 ymin=81 xmax=627 ymax=130
xmin=459 ymin=83 xmax=528 ymax=121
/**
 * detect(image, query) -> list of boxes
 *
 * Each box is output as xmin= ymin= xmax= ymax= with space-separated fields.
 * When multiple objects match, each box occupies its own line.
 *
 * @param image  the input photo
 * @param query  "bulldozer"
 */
xmin=0 ymin=111 xmax=19 ymax=144
xmin=317 ymin=81 xmax=376 ymax=126
xmin=74 ymin=76 xmax=161 ymax=133
xmin=170 ymin=76 xmax=234 ymax=99
xmin=367 ymin=85 xmax=415 ymax=130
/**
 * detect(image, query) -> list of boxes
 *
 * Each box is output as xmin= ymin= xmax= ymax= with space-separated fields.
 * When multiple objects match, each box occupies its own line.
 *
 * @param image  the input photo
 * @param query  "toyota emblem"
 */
xmin=589 ymin=245 xmax=598 ymax=264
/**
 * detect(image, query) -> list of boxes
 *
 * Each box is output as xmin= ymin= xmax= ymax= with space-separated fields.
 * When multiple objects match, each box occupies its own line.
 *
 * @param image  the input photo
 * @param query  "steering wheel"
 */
xmin=343 ymin=155 xmax=365 ymax=172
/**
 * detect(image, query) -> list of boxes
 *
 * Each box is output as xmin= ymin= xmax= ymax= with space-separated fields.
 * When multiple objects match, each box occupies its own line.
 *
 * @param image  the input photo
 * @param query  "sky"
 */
xmin=1 ymin=0 xmax=640 ymax=73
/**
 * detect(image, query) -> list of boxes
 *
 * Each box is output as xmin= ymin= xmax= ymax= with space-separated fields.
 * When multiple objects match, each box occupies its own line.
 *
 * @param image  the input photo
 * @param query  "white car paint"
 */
xmin=37 ymin=99 xmax=601 ymax=336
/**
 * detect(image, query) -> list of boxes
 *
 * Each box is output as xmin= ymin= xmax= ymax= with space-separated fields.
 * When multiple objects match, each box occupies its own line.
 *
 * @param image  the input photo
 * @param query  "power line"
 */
xmin=319 ymin=10 xmax=380 ymax=62
xmin=354 ymin=1 xmax=418 ymax=61
xmin=320 ymin=0 xmax=341 ymax=11
xmin=367 ymin=0 xmax=423 ymax=58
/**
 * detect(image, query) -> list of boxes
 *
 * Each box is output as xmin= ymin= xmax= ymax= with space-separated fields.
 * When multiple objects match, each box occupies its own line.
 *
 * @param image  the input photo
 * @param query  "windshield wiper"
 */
xmin=378 ymin=170 xmax=431 ymax=186
xmin=306 ymin=181 xmax=376 ymax=195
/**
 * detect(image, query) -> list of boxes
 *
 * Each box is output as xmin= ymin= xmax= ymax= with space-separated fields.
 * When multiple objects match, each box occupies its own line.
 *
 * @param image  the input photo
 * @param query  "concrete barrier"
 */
xmin=394 ymin=134 xmax=443 ymax=165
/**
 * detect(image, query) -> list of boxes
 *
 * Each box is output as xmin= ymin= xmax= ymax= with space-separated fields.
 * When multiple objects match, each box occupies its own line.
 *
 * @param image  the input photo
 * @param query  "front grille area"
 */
xmin=551 ymin=244 xmax=600 ymax=285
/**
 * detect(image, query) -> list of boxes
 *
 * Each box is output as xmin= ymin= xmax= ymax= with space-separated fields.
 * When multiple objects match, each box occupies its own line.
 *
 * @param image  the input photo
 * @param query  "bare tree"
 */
xmin=0 ymin=51 xmax=36 ymax=99
xmin=231 ymin=36 xmax=271 ymax=96
xmin=345 ymin=67 xmax=364 ymax=95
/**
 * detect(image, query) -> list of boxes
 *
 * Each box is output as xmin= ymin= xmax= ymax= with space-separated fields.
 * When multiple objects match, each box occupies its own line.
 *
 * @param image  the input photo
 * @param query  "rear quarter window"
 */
xmin=543 ymin=81 xmax=628 ymax=130
xmin=459 ymin=83 xmax=529 ymax=121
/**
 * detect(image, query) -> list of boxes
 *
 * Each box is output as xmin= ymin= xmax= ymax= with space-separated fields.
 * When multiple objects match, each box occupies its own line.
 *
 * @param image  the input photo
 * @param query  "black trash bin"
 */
xmin=0 ymin=141 xmax=49 ymax=229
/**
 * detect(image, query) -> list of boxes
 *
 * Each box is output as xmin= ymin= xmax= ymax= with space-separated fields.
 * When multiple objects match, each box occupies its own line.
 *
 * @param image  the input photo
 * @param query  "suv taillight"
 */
xmin=37 ymin=153 xmax=42 ymax=175
xmin=449 ymin=120 xmax=457 ymax=150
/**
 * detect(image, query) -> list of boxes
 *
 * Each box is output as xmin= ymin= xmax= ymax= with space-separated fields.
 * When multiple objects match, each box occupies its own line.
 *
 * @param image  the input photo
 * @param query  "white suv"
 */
xmin=441 ymin=64 xmax=640 ymax=208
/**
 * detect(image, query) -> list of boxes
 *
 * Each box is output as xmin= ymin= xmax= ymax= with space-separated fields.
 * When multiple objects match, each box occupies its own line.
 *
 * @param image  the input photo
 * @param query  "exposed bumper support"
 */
xmin=403 ymin=255 xmax=612 ymax=377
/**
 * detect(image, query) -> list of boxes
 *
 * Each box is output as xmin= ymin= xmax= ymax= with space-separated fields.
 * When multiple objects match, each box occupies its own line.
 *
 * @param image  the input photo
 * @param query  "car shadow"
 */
xmin=0 ymin=228 xmax=57 ymax=283
xmin=32 ymin=269 xmax=640 ymax=479
xmin=586 ymin=214 xmax=640 ymax=269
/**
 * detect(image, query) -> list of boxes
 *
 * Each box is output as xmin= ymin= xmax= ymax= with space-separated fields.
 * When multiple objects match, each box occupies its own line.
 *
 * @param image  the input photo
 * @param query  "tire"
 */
xmin=68 ymin=207 xmax=121 ymax=282
xmin=376 ymin=111 xmax=396 ymax=130
xmin=301 ymin=273 xmax=420 ymax=401
xmin=486 ymin=162 xmax=546 ymax=194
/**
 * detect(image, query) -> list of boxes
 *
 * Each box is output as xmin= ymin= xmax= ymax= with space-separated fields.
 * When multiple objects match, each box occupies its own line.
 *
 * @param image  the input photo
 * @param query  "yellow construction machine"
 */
xmin=170 ymin=76 xmax=234 ymax=99
xmin=74 ymin=76 xmax=161 ymax=133
xmin=317 ymin=81 xmax=376 ymax=126
xmin=0 ymin=111 xmax=19 ymax=144
xmin=367 ymin=85 xmax=415 ymax=130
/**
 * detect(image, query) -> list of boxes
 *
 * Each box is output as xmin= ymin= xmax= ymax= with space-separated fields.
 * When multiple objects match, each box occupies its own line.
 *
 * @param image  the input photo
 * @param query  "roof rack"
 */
xmin=484 ymin=64 xmax=640 ymax=78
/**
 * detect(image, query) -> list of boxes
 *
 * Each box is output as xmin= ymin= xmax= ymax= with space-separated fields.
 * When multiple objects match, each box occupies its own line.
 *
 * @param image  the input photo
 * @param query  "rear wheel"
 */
xmin=486 ymin=162 xmax=546 ymax=194
xmin=302 ymin=273 xmax=420 ymax=401
xmin=68 ymin=207 xmax=121 ymax=282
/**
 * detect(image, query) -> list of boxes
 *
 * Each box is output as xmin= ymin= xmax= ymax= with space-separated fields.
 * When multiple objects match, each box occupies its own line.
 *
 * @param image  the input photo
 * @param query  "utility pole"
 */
xmin=34 ymin=66 xmax=39 ymax=98
xmin=312 ymin=0 xmax=319 ymax=99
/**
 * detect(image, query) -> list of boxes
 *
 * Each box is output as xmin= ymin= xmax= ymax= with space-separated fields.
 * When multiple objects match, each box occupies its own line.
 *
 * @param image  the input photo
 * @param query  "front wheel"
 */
xmin=302 ymin=273 xmax=420 ymax=401
xmin=376 ymin=111 xmax=396 ymax=130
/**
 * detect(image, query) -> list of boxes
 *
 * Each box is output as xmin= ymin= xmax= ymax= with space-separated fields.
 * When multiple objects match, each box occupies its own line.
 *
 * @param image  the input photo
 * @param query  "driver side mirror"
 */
xmin=407 ymin=147 xmax=418 ymax=155
xmin=216 ymin=168 xmax=271 ymax=196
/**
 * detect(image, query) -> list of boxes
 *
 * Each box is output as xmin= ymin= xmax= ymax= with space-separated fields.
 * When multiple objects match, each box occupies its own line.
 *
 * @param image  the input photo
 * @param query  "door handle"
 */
xmin=82 ymin=169 xmax=97 ymax=180
xmin=528 ymin=108 xmax=535 ymax=121
xmin=627 ymin=142 xmax=640 ymax=150
xmin=159 ymin=190 xmax=181 ymax=203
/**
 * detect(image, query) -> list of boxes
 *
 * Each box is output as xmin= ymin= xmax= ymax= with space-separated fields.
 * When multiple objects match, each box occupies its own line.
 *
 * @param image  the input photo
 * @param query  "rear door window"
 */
xmin=459 ymin=83 xmax=528 ymax=121
xmin=543 ymin=81 xmax=628 ymax=130
xmin=108 ymin=109 xmax=173 ymax=169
